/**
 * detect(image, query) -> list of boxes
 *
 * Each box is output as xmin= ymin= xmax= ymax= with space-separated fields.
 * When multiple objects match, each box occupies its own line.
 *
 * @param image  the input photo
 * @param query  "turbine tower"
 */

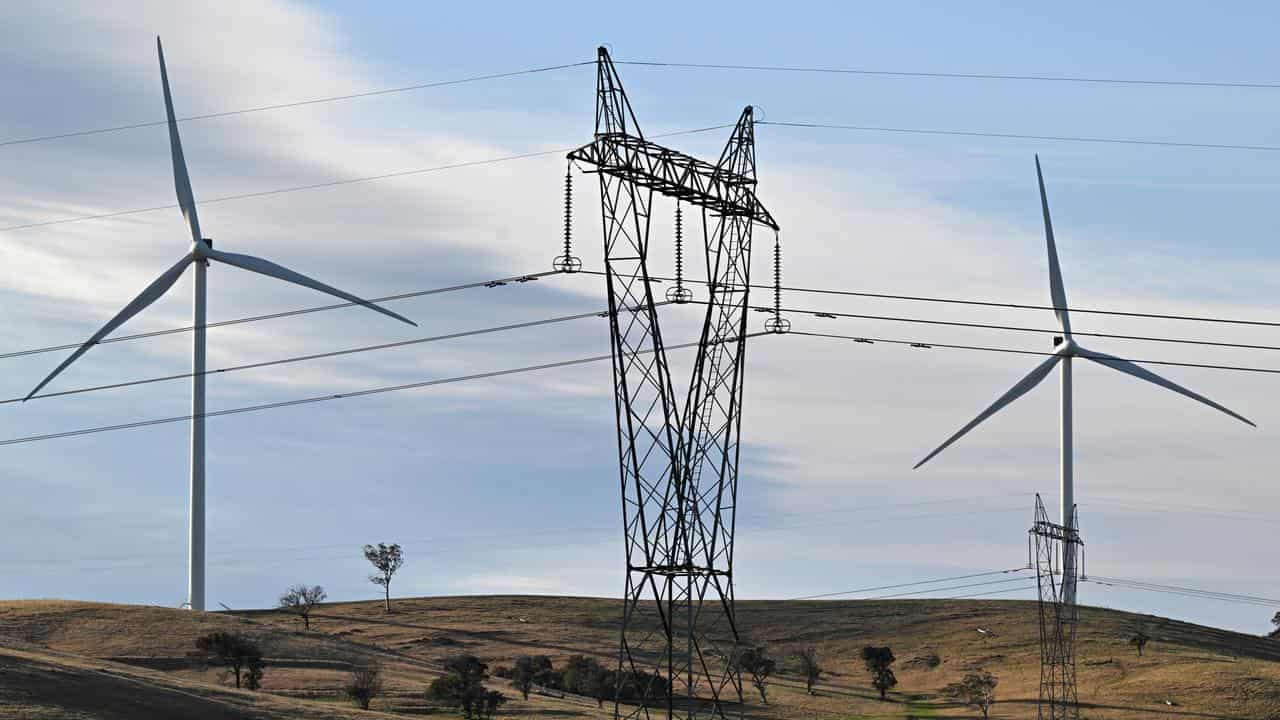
xmin=24 ymin=38 xmax=415 ymax=611
xmin=914 ymin=155 xmax=1253 ymax=603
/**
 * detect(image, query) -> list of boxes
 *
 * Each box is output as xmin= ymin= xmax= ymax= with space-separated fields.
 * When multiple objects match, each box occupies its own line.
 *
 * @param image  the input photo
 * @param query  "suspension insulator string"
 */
xmin=666 ymin=202 xmax=693 ymax=303
xmin=553 ymin=163 xmax=581 ymax=273
xmin=765 ymin=232 xmax=790 ymax=334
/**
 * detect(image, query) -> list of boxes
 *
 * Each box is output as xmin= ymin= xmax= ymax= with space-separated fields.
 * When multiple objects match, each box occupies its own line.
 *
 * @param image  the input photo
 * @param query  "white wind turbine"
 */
xmin=914 ymin=155 xmax=1254 ymax=603
xmin=25 ymin=38 xmax=417 ymax=611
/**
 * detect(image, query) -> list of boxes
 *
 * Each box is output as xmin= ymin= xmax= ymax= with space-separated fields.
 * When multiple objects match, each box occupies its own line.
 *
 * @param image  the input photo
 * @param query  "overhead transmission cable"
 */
xmin=13 ymin=118 xmax=1280 ymax=233
xmin=0 ymin=61 xmax=595 ymax=148
xmin=10 ymin=318 xmax=1280 ymax=417
xmin=10 ymin=270 xmax=1277 ymax=364
xmin=1085 ymin=575 xmax=1280 ymax=607
xmin=789 ymin=567 xmax=1028 ymax=600
xmin=585 ymin=271 xmax=1280 ymax=329
xmin=2 ymin=306 xmax=623 ymax=405
xmin=792 ymin=330 xmax=1280 ymax=376
xmin=758 ymin=120 xmax=1280 ymax=153
xmin=8 ymin=57 xmax=1279 ymax=150
xmin=12 ymin=318 xmax=1280 ymax=412
xmin=751 ymin=301 xmax=1280 ymax=352
xmin=0 ymin=126 xmax=732 ymax=233
xmin=0 ymin=333 xmax=768 ymax=447
xmin=863 ymin=575 xmax=1034 ymax=601
xmin=0 ymin=270 xmax=560 ymax=361
xmin=615 ymin=60 xmax=1280 ymax=91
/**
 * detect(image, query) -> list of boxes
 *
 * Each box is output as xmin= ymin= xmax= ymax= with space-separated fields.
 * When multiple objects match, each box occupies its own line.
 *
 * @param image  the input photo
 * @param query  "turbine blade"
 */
xmin=1078 ymin=346 xmax=1255 ymax=427
xmin=25 ymin=253 xmax=195 ymax=400
xmin=205 ymin=248 xmax=416 ymax=327
xmin=914 ymin=354 xmax=1061 ymax=469
xmin=157 ymin=37 xmax=202 ymax=244
xmin=1036 ymin=155 xmax=1071 ymax=337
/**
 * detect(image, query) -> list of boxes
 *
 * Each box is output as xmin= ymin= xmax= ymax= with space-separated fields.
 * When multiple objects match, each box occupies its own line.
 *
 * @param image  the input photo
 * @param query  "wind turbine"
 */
xmin=24 ymin=38 xmax=416 ymax=611
xmin=913 ymin=155 xmax=1254 ymax=603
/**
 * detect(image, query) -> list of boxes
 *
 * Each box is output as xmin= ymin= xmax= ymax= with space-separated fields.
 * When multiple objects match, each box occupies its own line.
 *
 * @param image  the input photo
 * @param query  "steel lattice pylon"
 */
xmin=1030 ymin=494 xmax=1082 ymax=720
xmin=567 ymin=47 xmax=778 ymax=719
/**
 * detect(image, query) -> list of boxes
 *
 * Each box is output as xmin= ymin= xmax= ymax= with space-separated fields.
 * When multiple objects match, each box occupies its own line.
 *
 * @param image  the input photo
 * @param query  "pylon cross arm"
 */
xmin=568 ymin=134 xmax=778 ymax=230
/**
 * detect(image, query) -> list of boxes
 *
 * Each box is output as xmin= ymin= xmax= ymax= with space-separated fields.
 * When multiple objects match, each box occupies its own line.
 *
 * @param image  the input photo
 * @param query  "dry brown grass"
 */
xmin=1 ymin=596 xmax=1278 ymax=719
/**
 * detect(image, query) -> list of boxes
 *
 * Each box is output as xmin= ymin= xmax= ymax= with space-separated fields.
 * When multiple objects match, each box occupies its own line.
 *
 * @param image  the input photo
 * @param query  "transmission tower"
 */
xmin=1029 ymin=494 xmax=1082 ymax=720
xmin=566 ymin=47 xmax=778 ymax=719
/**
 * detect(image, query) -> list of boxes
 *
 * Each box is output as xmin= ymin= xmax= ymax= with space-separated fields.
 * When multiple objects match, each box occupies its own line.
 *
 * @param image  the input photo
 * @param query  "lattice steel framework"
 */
xmin=1030 ymin=494 xmax=1082 ymax=720
xmin=568 ymin=46 xmax=778 ymax=719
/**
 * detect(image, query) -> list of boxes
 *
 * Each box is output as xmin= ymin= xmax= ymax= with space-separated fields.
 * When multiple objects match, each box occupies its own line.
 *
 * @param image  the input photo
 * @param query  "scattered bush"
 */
xmin=426 ymin=655 xmax=506 ymax=719
xmin=562 ymin=655 xmax=610 ymax=707
xmin=345 ymin=660 xmax=383 ymax=710
xmin=793 ymin=646 xmax=823 ymax=695
xmin=860 ymin=645 xmax=897 ymax=701
xmin=1129 ymin=626 xmax=1151 ymax=656
xmin=944 ymin=671 xmax=998 ymax=719
xmin=728 ymin=644 xmax=776 ymax=703
xmin=192 ymin=631 xmax=264 ymax=690
xmin=507 ymin=654 xmax=556 ymax=699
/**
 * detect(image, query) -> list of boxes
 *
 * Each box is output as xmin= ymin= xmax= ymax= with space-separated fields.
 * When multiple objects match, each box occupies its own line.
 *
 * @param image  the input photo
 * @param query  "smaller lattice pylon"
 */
xmin=553 ymin=164 xmax=582 ymax=273
xmin=665 ymin=203 xmax=693 ymax=303
xmin=764 ymin=232 xmax=790 ymax=333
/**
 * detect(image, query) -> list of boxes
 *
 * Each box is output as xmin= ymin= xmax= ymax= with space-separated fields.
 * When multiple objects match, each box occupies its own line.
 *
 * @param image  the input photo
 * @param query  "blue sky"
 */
xmin=1 ymin=1 xmax=1277 ymax=635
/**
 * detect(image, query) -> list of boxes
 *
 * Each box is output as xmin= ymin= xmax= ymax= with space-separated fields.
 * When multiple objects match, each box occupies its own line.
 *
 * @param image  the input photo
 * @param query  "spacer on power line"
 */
xmin=552 ymin=164 xmax=582 ymax=273
xmin=666 ymin=202 xmax=693 ymax=303
xmin=764 ymin=316 xmax=791 ymax=334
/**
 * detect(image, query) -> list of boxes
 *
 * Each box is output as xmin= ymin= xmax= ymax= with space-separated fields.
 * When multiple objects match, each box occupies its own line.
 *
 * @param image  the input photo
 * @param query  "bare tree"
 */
xmin=944 ymin=671 xmax=998 ymax=719
xmin=1271 ymin=611 xmax=1280 ymax=639
xmin=793 ymin=646 xmax=823 ymax=695
xmin=363 ymin=543 xmax=404 ymax=612
xmin=278 ymin=584 xmax=326 ymax=630
xmin=345 ymin=660 xmax=384 ymax=710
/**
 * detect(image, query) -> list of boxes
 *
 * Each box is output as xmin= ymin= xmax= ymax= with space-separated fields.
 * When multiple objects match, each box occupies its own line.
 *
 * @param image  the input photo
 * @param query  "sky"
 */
xmin=1 ymin=1 xmax=1277 ymax=635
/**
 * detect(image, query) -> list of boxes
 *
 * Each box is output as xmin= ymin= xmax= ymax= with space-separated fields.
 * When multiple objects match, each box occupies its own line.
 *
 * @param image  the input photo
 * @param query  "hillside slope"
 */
xmin=0 ymin=597 xmax=1277 ymax=719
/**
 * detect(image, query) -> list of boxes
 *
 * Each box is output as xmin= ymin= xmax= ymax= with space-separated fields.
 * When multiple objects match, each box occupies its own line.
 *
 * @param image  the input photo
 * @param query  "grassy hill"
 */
xmin=1 ymin=596 xmax=1277 ymax=719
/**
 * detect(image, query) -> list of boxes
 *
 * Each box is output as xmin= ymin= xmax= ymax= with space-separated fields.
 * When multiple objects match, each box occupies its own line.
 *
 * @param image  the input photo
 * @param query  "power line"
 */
xmin=0 ymin=61 xmax=595 ymax=148
xmin=9 ymin=319 xmax=1277 ymax=430
xmin=789 ymin=567 xmax=1027 ymax=600
xmin=758 ymin=302 xmax=1280 ymax=353
xmin=940 ymin=584 xmax=1039 ymax=601
xmin=793 ymin=330 xmax=1280 ymax=376
xmin=617 ymin=60 xmax=1280 ymax=91
xmin=11 ymin=268 xmax=1277 ymax=365
xmin=759 ymin=120 xmax=1280 ymax=153
xmin=4 ymin=307 xmax=616 ymax=405
xmin=866 ymin=574 xmax=1033 ymax=601
xmin=10 ymin=58 xmax=1278 ymax=151
xmin=1086 ymin=575 xmax=1280 ymax=607
xmin=14 ymin=118 xmax=1280 ymax=233
xmin=0 ymin=270 xmax=560 ymax=361
xmin=12 ymin=316 xmax=1278 ymax=414
xmin=0 ymin=126 xmax=732 ymax=233
xmin=0 ymin=334 xmax=766 ymax=447
xmin=582 ymin=270 xmax=1280 ymax=330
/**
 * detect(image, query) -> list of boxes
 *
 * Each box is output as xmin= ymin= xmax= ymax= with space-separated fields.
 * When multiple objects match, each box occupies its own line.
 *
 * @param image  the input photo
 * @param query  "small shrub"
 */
xmin=345 ymin=661 xmax=383 ymax=710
